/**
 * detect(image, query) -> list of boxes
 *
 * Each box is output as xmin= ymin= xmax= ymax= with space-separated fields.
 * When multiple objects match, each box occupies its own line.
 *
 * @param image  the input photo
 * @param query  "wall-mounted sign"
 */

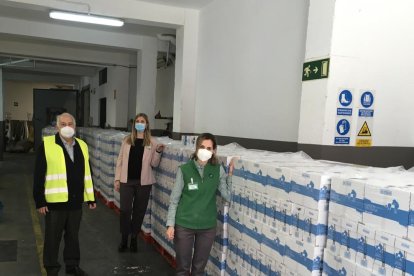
xmin=355 ymin=90 xmax=375 ymax=147
xmin=334 ymin=89 xmax=353 ymax=145
xmin=357 ymin=121 xmax=371 ymax=136
xmin=302 ymin=58 xmax=330 ymax=81
xmin=338 ymin=90 xmax=352 ymax=107
xmin=336 ymin=119 xmax=350 ymax=135
xmin=337 ymin=89 xmax=353 ymax=116
xmin=334 ymin=118 xmax=351 ymax=145
xmin=360 ymin=91 xmax=374 ymax=108
xmin=356 ymin=139 xmax=372 ymax=147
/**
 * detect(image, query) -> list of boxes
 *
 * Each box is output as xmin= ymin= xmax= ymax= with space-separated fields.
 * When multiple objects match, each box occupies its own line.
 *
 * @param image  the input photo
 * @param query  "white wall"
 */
xmin=322 ymin=0 xmax=414 ymax=147
xmin=90 ymin=66 xmax=130 ymax=128
xmin=4 ymin=80 xmax=71 ymax=120
xmin=195 ymin=0 xmax=309 ymax=141
xmin=297 ymin=0 xmax=335 ymax=145
xmin=128 ymin=67 xmax=137 ymax=126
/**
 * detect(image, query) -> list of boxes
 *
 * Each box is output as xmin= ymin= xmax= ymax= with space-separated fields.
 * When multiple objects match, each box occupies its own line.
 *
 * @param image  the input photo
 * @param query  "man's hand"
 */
xmin=37 ymin=206 xmax=49 ymax=215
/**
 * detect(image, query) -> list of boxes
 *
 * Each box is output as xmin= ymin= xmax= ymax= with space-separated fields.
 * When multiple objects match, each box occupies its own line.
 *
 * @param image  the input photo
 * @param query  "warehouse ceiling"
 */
xmin=0 ymin=1 xmax=189 ymax=79
xmin=0 ymin=53 xmax=102 ymax=77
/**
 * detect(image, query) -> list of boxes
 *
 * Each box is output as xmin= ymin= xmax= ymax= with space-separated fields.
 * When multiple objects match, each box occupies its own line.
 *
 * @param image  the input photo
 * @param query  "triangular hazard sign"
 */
xmin=358 ymin=121 xmax=371 ymax=136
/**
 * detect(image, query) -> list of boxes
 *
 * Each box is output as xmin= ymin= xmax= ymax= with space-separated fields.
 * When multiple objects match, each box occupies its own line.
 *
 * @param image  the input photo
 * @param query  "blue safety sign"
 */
xmin=338 ymin=90 xmax=352 ymax=107
xmin=335 ymin=137 xmax=350 ymax=144
xmin=337 ymin=108 xmax=352 ymax=116
xmin=358 ymin=109 xmax=374 ymax=117
xmin=361 ymin=91 xmax=374 ymax=108
xmin=336 ymin=119 xmax=350 ymax=135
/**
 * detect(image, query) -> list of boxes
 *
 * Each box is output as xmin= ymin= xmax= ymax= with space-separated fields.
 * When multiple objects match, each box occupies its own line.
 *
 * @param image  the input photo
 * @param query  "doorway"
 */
xmin=99 ymin=97 xmax=107 ymax=128
xmin=33 ymin=89 xmax=77 ymax=149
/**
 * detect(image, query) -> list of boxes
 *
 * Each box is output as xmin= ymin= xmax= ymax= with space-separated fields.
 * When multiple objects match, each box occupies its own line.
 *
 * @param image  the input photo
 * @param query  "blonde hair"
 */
xmin=127 ymin=113 xmax=152 ymax=146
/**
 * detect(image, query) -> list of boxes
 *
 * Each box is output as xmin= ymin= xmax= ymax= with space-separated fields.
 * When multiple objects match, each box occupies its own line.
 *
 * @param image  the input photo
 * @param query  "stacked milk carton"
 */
xmin=77 ymin=127 xmax=101 ymax=195
xmin=78 ymin=128 xmax=152 ymax=233
xmin=43 ymin=127 xmax=414 ymax=275
xmin=41 ymin=126 xmax=57 ymax=137
xmin=151 ymin=138 xmax=185 ymax=257
xmin=152 ymin=139 xmax=238 ymax=275
xmin=226 ymin=149 xmax=337 ymax=276
xmin=111 ymin=131 xmax=129 ymax=209
xmin=95 ymin=130 xmax=122 ymax=203
xmin=325 ymin=169 xmax=414 ymax=276
xmin=205 ymin=145 xmax=240 ymax=276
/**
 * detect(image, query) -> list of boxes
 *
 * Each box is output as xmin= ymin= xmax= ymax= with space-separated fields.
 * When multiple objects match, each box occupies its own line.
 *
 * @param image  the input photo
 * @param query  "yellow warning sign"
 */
xmin=358 ymin=121 xmax=371 ymax=136
xmin=356 ymin=139 xmax=372 ymax=147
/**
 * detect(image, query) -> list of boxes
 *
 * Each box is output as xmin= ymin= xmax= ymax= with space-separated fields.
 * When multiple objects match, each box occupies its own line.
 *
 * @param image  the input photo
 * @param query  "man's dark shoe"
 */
xmin=66 ymin=266 xmax=88 ymax=276
xmin=118 ymin=241 xmax=128 ymax=252
xmin=118 ymin=234 xmax=128 ymax=252
xmin=130 ymin=236 xmax=137 ymax=252
xmin=46 ymin=267 xmax=60 ymax=276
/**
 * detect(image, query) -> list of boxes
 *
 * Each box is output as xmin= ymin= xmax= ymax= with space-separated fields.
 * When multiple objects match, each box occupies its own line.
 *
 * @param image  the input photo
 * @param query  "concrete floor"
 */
xmin=0 ymin=152 xmax=175 ymax=276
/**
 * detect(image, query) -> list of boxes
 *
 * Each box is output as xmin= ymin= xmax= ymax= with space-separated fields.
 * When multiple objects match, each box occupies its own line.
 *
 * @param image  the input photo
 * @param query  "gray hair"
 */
xmin=56 ymin=112 xmax=76 ymax=127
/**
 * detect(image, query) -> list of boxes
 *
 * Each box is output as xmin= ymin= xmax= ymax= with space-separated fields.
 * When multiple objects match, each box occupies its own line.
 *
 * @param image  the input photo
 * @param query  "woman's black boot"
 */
xmin=118 ymin=234 xmax=128 ymax=252
xmin=130 ymin=234 xmax=137 ymax=252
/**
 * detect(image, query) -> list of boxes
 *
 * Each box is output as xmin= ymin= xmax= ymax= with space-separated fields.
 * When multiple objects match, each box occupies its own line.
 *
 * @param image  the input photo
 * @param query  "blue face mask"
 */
xmin=135 ymin=123 xmax=146 ymax=132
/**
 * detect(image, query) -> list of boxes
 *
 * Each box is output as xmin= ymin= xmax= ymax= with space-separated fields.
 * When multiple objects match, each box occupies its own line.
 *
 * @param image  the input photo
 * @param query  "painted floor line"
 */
xmin=26 ymin=175 xmax=46 ymax=276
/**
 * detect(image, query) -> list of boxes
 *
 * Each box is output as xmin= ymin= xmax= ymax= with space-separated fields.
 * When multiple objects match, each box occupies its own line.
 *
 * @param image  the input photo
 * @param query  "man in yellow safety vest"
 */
xmin=33 ymin=112 xmax=96 ymax=276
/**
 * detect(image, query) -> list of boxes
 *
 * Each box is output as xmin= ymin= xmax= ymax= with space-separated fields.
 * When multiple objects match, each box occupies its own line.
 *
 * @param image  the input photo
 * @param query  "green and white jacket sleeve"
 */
xmin=166 ymin=168 xmax=184 ymax=227
xmin=218 ymin=165 xmax=232 ymax=202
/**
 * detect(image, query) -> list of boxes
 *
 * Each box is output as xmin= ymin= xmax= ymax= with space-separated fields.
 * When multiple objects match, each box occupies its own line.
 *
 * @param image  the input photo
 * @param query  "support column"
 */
xmin=135 ymin=37 xmax=158 ymax=127
xmin=173 ymin=10 xmax=199 ymax=135
xmin=0 ymin=68 xmax=4 ymax=160
xmin=298 ymin=0 xmax=414 ymax=168
xmin=298 ymin=0 xmax=335 ymax=148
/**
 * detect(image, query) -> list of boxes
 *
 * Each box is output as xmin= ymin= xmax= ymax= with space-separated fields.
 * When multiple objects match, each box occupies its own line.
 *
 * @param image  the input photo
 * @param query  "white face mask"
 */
xmin=60 ymin=126 xmax=75 ymax=138
xmin=197 ymin=148 xmax=213 ymax=162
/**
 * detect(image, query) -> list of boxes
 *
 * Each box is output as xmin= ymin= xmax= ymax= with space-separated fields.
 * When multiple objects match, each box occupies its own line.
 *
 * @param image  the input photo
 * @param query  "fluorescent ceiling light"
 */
xmin=49 ymin=10 xmax=124 ymax=27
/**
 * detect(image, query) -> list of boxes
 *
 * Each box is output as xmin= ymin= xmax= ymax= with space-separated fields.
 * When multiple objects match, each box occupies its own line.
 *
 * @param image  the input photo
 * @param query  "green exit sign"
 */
xmin=302 ymin=58 xmax=330 ymax=81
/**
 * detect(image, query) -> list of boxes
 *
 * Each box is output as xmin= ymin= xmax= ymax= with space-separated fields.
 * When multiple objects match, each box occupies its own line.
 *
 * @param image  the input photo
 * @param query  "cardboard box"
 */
xmin=339 ymin=219 xmax=358 ymax=263
xmin=261 ymin=224 xmax=286 ymax=262
xmin=355 ymin=222 xmax=376 ymax=270
xmin=289 ymin=168 xmax=331 ymax=210
xmin=394 ymin=237 xmax=414 ymax=275
xmin=303 ymin=203 xmax=328 ymax=247
xmin=330 ymin=176 xmax=366 ymax=223
xmin=290 ymin=203 xmax=305 ymax=241
xmin=284 ymin=236 xmax=323 ymax=276
xmin=323 ymin=250 xmax=356 ymax=276
xmin=364 ymin=183 xmax=410 ymax=238
xmin=266 ymin=165 xmax=291 ymax=201
xmin=326 ymin=213 xmax=342 ymax=256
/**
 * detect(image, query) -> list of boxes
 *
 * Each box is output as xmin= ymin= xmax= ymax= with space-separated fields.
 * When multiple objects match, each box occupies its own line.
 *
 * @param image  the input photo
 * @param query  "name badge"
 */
xmin=188 ymin=183 xmax=199 ymax=190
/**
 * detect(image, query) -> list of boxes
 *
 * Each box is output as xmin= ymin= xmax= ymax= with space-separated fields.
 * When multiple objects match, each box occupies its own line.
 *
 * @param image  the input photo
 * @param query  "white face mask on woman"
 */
xmin=197 ymin=148 xmax=213 ymax=162
xmin=60 ymin=126 xmax=75 ymax=138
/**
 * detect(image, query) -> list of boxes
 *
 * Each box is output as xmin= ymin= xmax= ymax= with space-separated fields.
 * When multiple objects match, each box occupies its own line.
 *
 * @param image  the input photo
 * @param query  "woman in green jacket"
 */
xmin=166 ymin=133 xmax=234 ymax=276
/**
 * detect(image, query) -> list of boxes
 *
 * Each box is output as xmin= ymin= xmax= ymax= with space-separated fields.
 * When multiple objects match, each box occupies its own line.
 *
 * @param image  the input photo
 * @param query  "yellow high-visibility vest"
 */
xmin=43 ymin=135 xmax=94 ymax=203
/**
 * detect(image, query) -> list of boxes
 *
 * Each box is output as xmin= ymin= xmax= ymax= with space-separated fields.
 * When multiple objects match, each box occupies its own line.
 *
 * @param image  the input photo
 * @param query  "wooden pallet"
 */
xmin=138 ymin=232 xmax=176 ymax=268
xmin=97 ymin=190 xmax=176 ymax=269
xmin=95 ymin=190 xmax=115 ymax=209
xmin=152 ymin=237 xmax=176 ymax=268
